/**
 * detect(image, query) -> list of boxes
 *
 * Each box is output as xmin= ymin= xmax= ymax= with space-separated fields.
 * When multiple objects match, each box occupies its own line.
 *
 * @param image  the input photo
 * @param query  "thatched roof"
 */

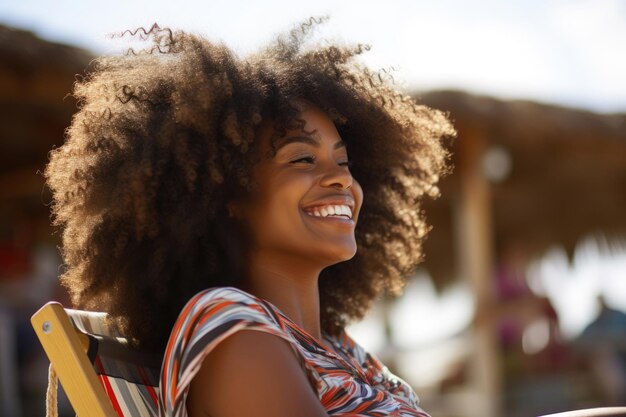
xmin=419 ymin=91 xmax=626 ymax=287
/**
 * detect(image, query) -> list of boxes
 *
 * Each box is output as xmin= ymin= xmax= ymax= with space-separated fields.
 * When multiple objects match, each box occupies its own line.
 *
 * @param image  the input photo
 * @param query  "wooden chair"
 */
xmin=31 ymin=302 xmax=161 ymax=417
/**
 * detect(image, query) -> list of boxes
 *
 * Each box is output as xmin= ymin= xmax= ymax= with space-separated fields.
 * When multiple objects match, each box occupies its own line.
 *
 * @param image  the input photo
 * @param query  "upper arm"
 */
xmin=186 ymin=330 xmax=329 ymax=417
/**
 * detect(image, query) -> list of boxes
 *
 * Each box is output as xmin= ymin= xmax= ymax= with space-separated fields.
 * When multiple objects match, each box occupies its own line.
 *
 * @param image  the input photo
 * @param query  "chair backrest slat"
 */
xmin=32 ymin=302 xmax=160 ymax=417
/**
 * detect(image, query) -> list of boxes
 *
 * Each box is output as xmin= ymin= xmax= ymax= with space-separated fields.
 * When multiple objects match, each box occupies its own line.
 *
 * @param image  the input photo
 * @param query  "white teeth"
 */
xmin=306 ymin=205 xmax=352 ymax=219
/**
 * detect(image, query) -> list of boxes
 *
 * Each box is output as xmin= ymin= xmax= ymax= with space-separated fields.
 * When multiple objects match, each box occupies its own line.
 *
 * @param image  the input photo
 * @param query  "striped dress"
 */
xmin=158 ymin=287 xmax=430 ymax=417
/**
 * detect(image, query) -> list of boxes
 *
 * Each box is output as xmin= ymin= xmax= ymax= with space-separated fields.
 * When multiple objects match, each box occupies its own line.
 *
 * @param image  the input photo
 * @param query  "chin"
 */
xmin=321 ymin=244 xmax=357 ymax=266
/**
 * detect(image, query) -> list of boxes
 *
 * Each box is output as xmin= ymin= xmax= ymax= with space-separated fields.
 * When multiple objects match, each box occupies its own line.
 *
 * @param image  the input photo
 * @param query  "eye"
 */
xmin=339 ymin=160 xmax=353 ymax=168
xmin=290 ymin=156 xmax=316 ymax=164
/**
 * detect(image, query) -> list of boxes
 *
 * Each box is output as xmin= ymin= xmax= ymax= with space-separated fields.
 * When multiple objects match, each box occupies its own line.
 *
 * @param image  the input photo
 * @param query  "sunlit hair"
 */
xmin=45 ymin=19 xmax=455 ymax=352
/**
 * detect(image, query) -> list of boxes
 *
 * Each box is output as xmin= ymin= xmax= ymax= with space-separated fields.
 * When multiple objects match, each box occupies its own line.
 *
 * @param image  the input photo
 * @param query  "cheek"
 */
xmin=352 ymin=180 xmax=364 ymax=220
xmin=249 ymin=178 xmax=306 ymax=230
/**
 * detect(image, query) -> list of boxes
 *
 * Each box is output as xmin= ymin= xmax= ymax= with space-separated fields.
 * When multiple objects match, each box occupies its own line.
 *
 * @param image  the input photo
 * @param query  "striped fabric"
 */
xmin=159 ymin=287 xmax=430 ymax=417
xmin=66 ymin=308 xmax=161 ymax=417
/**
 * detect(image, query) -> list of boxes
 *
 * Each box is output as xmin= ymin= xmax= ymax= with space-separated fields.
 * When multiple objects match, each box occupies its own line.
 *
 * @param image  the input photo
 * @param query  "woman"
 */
xmin=45 ymin=20 xmax=454 ymax=416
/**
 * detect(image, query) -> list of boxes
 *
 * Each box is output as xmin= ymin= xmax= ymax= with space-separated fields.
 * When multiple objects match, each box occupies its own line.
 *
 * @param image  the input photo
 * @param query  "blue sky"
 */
xmin=1 ymin=0 xmax=626 ymax=113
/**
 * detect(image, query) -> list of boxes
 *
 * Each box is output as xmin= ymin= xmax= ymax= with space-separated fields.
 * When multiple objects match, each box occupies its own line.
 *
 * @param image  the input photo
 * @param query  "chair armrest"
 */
xmin=539 ymin=407 xmax=626 ymax=417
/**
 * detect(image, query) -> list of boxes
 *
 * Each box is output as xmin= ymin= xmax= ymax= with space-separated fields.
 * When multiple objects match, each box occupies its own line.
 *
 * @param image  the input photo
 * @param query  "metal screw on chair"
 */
xmin=42 ymin=321 xmax=52 ymax=334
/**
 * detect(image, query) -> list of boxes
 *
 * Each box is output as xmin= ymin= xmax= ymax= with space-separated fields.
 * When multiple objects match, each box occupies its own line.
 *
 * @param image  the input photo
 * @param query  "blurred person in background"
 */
xmin=576 ymin=294 xmax=626 ymax=405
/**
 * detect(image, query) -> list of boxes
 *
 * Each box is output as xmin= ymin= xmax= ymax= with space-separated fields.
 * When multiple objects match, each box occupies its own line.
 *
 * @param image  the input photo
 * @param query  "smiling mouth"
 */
xmin=303 ymin=204 xmax=353 ymax=220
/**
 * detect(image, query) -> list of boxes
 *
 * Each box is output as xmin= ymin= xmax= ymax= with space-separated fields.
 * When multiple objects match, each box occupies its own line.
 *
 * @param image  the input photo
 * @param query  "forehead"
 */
xmin=268 ymin=106 xmax=345 ymax=150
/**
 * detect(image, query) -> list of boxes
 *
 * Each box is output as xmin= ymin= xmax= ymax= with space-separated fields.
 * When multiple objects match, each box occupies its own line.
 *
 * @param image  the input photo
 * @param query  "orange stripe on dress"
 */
xmin=170 ymin=359 xmax=180 ymax=398
xmin=194 ymin=300 xmax=236 ymax=328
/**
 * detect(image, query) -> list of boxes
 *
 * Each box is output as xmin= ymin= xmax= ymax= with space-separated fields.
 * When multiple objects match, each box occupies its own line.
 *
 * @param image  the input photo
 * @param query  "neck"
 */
xmin=243 ymin=250 xmax=324 ymax=341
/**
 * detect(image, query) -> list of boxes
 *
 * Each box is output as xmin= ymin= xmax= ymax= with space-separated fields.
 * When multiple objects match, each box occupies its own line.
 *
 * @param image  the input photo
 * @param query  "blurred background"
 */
xmin=0 ymin=0 xmax=625 ymax=416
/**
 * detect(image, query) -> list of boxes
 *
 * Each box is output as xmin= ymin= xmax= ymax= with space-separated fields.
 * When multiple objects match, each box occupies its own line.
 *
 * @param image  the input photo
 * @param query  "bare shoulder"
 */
xmin=186 ymin=330 xmax=329 ymax=417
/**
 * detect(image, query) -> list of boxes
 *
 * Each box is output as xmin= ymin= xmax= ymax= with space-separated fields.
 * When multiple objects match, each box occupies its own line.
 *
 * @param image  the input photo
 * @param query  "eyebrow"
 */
xmin=276 ymin=135 xmax=346 ymax=150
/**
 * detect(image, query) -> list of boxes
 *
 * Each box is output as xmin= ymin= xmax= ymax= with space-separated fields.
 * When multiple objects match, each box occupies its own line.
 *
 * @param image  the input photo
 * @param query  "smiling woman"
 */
xmin=242 ymin=105 xmax=363 ymax=271
xmin=44 ymin=18 xmax=454 ymax=417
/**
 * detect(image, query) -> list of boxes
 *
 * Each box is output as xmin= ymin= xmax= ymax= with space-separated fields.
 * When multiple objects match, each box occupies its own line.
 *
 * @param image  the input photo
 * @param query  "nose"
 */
xmin=319 ymin=162 xmax=353 ymax=189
